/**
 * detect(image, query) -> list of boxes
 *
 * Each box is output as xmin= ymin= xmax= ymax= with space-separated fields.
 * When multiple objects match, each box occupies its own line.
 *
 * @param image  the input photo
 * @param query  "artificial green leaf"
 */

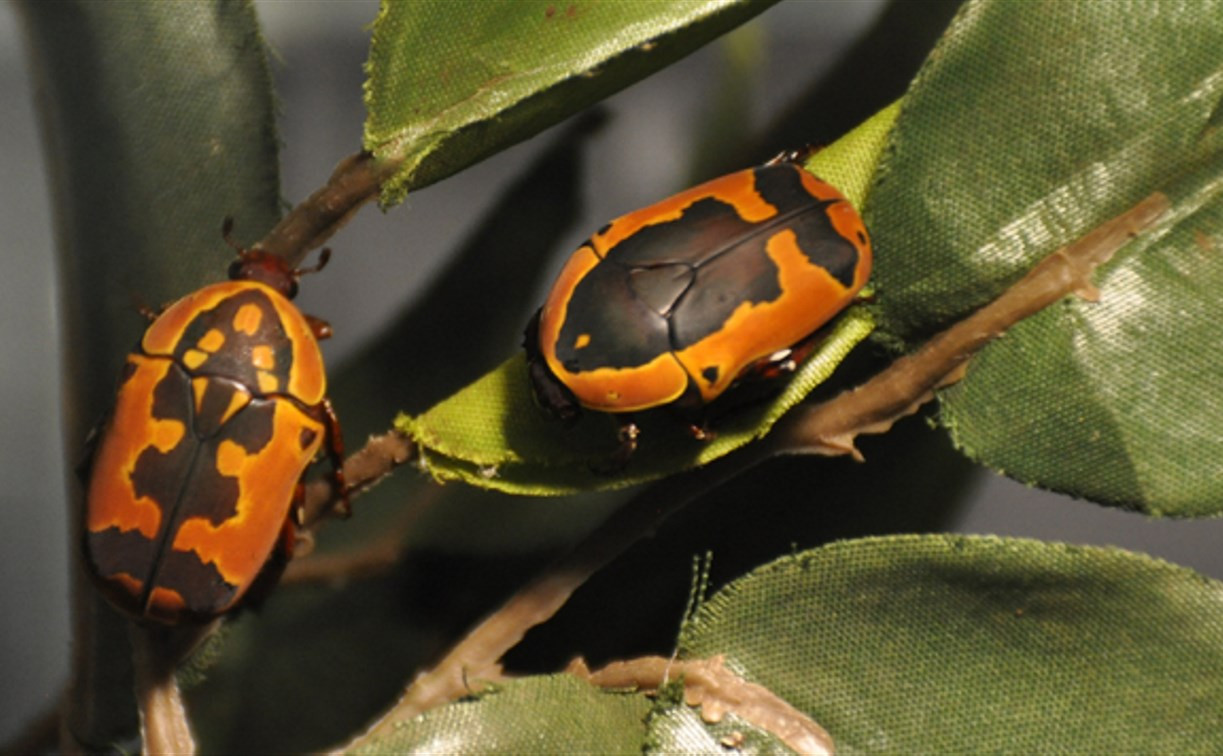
xmin=349 ymin=675 xmax=651 ymax=754
xmin=682 ymin=534 xmax=1223 ymax=753
xmin=398 ymin=104 xmax=899 ymax=495
xmin=646 ymin=704 xmax=791 ymax=754
xmin=364 ymin=0 xmax=775 ymax=206
xmin=22 ymin=0 xmax=281 ymax=747
xmin=865 ymin=0 xmax=1223 ymax=514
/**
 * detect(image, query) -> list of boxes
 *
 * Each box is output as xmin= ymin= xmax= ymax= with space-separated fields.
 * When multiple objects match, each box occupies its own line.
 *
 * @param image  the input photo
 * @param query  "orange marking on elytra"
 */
xmin=87 ymin=356 xmax=185 ymax=539
xmin=172 ymin=401 xmax=324 ymax=587
xmin=109 ymin=572 xmax=144 ymax=598
xmin=191 ymin=377 xmax=209 ymax=416
xmin=219 ymin=386 xmax=250 ymax=426
xmin=198 ymin=328 xmax=225 ymax=353
xmin=146 ymin=586 xmax=187 ymax=616
xmin=232 ymin=303 xmax=263 ymax=335
xmin=257 ymin=372 xmax=279 ymax=394
xmin=183 ymin=349 xmax=209 ymax=370
xmin=252 ymin=345 xmax=275 ymax=370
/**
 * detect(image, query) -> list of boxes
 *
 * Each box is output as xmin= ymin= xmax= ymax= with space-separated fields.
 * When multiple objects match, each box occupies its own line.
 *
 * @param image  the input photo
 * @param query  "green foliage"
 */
xmin=364 ymin=0 xmax=777 ymax=205
xmin=683 ymin=535 xmax=1223 ymax=752
xmin=352 ymin=675 xmax=651 ymax=754
xmin=868 ymin=0 xmax=1223 ymax=514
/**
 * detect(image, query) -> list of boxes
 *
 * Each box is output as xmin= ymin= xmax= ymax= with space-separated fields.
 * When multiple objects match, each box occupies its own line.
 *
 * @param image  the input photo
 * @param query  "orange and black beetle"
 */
xmin=84 ymin=224 xmax=347 ymax=624
xmin=525 ymin=154 xmax=871 ymax=461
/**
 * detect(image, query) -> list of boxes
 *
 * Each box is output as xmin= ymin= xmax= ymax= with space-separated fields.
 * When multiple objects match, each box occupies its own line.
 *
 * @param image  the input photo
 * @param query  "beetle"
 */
xmin=83 ymin=221 xmax=348 ymax=624
xmin=524 ymin=154 xmax=871 ymax=464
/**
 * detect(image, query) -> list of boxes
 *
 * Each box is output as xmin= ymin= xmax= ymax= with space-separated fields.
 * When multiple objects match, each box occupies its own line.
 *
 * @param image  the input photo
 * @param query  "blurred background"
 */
xmin=3 ymin=0 xmax=1221 ymax=745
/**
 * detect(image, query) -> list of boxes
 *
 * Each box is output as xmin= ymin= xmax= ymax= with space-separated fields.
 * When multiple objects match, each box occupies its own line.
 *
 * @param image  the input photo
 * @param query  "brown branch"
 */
xmin=334 ymin=450 xmax=756 ymax=751
xmin=298 ymin=430 xmax=417 ymax=528
xmin=769 ymin=191 xmax=1170 ymax=458
xmin=333 ymin=192 xmax=1170 ymax=750
xmin=570 ymin=655 xmax=835 ymax=755
xmin=254 ymin=152 xmax=396 ymax=267
xmin=127 ymin=624 xmax=216 ymax=756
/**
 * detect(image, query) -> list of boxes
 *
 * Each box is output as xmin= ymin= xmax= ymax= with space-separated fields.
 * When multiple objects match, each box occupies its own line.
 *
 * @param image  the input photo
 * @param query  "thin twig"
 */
xmin=254 ymin=152 xmax=395 ymax=267
xmin=769 ymin=191 xmax=1170 ymax=458
xmin=570 ymin=655 xmax=835 ymax=755
xmin=336 ymin=450 xmax=754 ymax=751
xmin=334 ymin=191 xmax=1169 ymax=750
xmin=299 ymin=430 xmax=417 ymax=528
xmin=128 ymin=624 xmax=215 ymax=756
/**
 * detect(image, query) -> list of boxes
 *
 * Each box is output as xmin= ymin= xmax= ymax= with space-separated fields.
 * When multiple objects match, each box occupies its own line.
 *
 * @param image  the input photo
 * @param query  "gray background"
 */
xmin=2 ymin=0 xmax=1219 ymax=743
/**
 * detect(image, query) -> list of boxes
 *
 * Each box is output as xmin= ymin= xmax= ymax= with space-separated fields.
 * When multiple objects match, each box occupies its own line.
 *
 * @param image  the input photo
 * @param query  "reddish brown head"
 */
xmin=222 ymin=217 xmax=330 ymax=300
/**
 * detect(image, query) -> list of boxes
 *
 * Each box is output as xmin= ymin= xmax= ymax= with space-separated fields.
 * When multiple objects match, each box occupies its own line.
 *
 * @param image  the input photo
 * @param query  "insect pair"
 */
xmin=83 ymin=154 xmax=870 ymax=624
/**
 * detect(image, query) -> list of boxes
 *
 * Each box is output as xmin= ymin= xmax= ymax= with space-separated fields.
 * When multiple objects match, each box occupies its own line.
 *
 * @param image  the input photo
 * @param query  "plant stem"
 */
xmin=770 ymin=191 xmax=1171 ymax=458
xmin=571 ymin=655 xmax=835 ymax=755
xmin=128 ymin=624 xmax=213 ymax=756
xmin=255 ymin=152 xmax=396 ymax=267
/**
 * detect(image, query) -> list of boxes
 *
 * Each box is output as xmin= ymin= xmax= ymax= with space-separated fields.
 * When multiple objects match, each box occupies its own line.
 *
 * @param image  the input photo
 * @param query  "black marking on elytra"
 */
xmin=299 ymin=426 xmax=319 ymax=451
xmin=668 ymin=233 xmax=783 ymax=350
xmin=555 ymin=260 xmax=673 ymax=370
xmin=170 ymin=288 xmax=295 ymax=396
xmin=605 ymin=194 xmax=754 ymax=268
xmin=173 ymin=395 xmax=276 ymax=529
xmin=752 ymin=165 xmax=859 ymax=288
xmin=131 ymin=363 xmax=195 ymax=528
xmin=118 ymin=358 xmax=139 ymax=386
xmin=628 ymin=265 xmax=695 ymax=317
xmin=701 ymin=365 xmax=719 ymax=385
xmin=555 ymin=163 xmax=860 ymax=375
xmin=125 ymin=364 xmax=284 ymax=615
xmin=85 ymin=526 xmax=159 ymax=588
xmin=154 ymin=546 xmax=238 ymax=617
xmin=137 ymin=396 xmax=282 ymax=615
xmin=557 ymin=194 xmax=764 ymax=372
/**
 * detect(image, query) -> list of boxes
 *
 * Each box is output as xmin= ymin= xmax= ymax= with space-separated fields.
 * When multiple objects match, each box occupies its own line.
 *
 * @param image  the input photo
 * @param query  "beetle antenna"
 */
xmin=220 ymin=216 xmax=245 ymax=255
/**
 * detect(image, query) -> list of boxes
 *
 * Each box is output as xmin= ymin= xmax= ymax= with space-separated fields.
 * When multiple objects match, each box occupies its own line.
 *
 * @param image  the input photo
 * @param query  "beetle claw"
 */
xmin=590 ymin=417 xmax=639 ymax=474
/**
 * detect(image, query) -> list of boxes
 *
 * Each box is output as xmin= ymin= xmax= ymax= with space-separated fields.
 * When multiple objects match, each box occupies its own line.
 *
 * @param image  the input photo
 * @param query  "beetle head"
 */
xmin=222 ymin=217 xmax=330 ymax=300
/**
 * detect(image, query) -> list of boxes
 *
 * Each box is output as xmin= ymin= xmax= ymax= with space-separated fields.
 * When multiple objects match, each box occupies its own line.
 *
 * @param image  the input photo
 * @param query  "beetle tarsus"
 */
xmin=590 ymin=417 xmax=640 ymax=474
xmin=686 ymin=422 xmax=715 ymax=442
xmin=524 ymin=309 xmax=582 ymax=424
xmin=320 ymin=397 xmax=351 ymax=519
xmin=306 ymin=314 xmax=333 ymax=341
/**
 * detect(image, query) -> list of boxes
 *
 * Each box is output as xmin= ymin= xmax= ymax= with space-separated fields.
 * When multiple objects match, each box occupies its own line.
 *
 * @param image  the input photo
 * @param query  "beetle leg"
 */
xmin=686 ymin=420 xmax=715 ymax=442
xmin=221 ymin=216 xmax=242 ymax=252
xmin=765 ymin=145 xmax=822 ymax=166
xmin=319 ymin=397 xmax=351 ymax=518
xmin=286 ymin=486 xmax=307 ymax=546
xmin=524 ymin=309 xmax=582 ymax=423
xmin=591 ymin=415 xmax=640 ymax=474
xmin=305 ymin=314 xmax=333 ymax=341
xmin=295 ymin=247 xmax=331 ymax=276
